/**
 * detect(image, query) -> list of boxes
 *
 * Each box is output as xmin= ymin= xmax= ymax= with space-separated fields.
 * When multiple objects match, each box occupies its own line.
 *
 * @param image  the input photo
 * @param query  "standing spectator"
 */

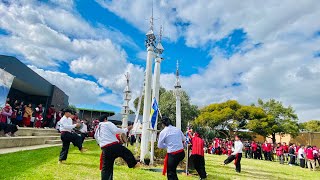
xmin=282 ymin=142 xmax=289 ymax=162
xmin=35 ymin=104 xmax=43 ymax=128
xmin=45 ymin=105 xmax=55 ymax=128
xmin=23 ymin=103 xmax=33 ymax=127
xmin=256 ymin=143 xmax=263 ymax=160
xmin=251 ymin=141 xmax=258 ymax=159
xmin=190 ymin=132 xmax=207 ymax=180
xmin=244 ymin=141 xmax=251 ymax=158
xmin=313 ymin=146 xmax=319 ymax=167
xmin=262 ymin=141 xmax=272 ymax=161
xmin=306 ymin=145 xmax=316 ymax=171
xmin=289 ymin=143 xmax=297 ymax=166
xmin=276 ymin=143 xmax=284 ymax=164
xmin=15 ymin=101 xmax=24 ymax=126
xmin=0 ymin=104 xmax=12 ymax=124
xmin=298 ymin=145 xmax=306 ymax=168
xmin=10 ymin=100 xmax=19 ymax=125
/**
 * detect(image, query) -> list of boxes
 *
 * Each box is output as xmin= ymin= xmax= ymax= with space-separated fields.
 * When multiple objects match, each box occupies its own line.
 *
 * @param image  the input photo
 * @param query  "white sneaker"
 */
xmin=5 ymin=133 xmax=11 ymax=137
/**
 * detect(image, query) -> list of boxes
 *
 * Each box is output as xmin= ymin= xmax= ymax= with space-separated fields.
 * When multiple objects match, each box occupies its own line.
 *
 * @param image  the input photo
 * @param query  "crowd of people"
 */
xmin=0 ymin=98 xmax=92 ymax=139
xmin=205 ymin=137 xmax=320 ymax=171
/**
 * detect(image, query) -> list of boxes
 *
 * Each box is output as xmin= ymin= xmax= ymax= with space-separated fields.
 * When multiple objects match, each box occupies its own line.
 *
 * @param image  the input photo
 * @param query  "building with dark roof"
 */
xmin=0 ymin=55 xmax=69 ymax=111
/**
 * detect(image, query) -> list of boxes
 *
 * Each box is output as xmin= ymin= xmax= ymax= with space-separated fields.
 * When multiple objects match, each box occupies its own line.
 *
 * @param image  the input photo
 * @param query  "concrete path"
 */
xmin=0 ymin=139 xmax=95 ymax=155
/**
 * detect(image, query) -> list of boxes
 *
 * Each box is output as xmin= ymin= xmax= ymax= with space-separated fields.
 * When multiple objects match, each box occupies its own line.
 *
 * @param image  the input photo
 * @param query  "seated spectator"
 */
xmin=0 ymin=122 xmax=18 ymax=137
xmin=0 ymin=104 xmax=12 ymax=124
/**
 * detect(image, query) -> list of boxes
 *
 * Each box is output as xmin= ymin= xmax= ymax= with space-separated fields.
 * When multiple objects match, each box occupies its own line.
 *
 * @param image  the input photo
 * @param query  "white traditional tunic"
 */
xmin=232 ymin=140 xmax=244 ymax=155
xmin=95 ymin=121 xmax=128 ymax=147
xmin=59 ymin=116 xmax=76 ymax=132
xmin=157 ymin=125 xmax=186 ymax=153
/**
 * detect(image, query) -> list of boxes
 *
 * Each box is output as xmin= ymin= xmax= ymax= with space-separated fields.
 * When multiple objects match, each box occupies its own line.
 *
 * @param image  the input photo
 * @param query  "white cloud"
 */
xmin=0 ymin=1 xmax=137 ymax=67
xmin=98 ymin=0 xmax=320 ymax=47
xmin=0 ymin=0 xmax=144 ymax=108
xmin=28 ymin=65 xmax=106 ymax=105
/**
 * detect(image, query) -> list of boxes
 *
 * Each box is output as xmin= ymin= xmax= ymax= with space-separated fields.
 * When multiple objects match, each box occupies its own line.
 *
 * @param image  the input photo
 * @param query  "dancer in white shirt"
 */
xmin=232 ymin=135 xmax=243 ymax=173
xmin=95 ymin=114 xmax=137 ymax=180
xmin=58 ymin=108 xmax=85 ymax=164
xmin=158 ymin=117 xmax=185 ymax=180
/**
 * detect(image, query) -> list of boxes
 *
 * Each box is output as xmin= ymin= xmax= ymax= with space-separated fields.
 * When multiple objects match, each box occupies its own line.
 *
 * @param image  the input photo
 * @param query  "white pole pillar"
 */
xmin=176 ymin=94 xmax=181 ymax=130
xmin=140 ymin=46 xmax=154 ymax=162
xmin=150 ymin=57 xmax=161 ymax=165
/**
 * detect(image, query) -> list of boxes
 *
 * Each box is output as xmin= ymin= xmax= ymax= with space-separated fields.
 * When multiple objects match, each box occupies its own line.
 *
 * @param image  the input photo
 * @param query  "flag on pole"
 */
xmin=185 ymin=122 xmax=193 ymax=146
xmin=150 ymin=97 xmax=159 ymax=129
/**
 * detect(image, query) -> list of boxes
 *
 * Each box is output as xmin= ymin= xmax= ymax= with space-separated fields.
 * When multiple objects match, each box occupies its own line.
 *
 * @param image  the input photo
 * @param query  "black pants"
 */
xmin=191 ymin=155 xmax=206 ymax=179
xmin=101 ymin=143 xmax=137 ymax=180
xmin=235 ymin=153 xmax=242 ymax=173
xmin=264 ymin=152 xmax=271 ymax=161
xmin=300 ymin=159 xmax=305 ymax=168
xmin=81 ymin=133 xmax=86 ymax=144
xmin=289 ymin=155 xmax=296 ymax=165
xmin=167 ymin=151 xmax=185 ymax=180
xmin=44 ymin=117 xmax=54 ymax=128
xmin=252 ymin=151 xmax=257 ymax=159
xmin=59 ymin=132 xmax=83 ymax=161
xmin=0 ymin=122 xmax=18 ymax=134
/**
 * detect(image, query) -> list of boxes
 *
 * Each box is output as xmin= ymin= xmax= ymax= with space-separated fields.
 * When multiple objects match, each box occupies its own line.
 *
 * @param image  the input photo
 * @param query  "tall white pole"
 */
xmin=175 ymin=61 xmax=182 ymax=130
xmin=176 ymin=95 xmax=181 ymax=130
xmin=150 ymin=57 xmax=162 ymax=165
xmin=122 ymin=73 xmax=131 ymax=129
xmin=140 ymin=46 xmax=154 ymax=162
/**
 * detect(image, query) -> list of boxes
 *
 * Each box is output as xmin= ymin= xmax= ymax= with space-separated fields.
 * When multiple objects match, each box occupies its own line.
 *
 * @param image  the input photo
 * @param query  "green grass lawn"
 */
xmin=0 ymin=141 xmax=318 ymax=180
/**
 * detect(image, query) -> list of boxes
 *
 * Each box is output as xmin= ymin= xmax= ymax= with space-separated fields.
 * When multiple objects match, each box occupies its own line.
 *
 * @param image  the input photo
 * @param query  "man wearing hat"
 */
xmin=158 ymin=117 xmax=186 ymax=180
xmin=58 ymin=108 xmax=85 ymax=164
xmin=95 ymin=114 xmax=137 ymax=180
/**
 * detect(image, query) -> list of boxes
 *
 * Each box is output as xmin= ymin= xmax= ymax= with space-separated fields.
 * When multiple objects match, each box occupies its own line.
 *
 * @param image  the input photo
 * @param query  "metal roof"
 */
xmin=0 ymin=55 xmax=53 ymax=96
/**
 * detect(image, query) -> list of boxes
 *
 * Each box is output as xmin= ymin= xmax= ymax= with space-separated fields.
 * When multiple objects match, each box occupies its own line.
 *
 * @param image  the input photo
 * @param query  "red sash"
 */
xmin=99 ymin=141 xmax=119 ymax=170
xmin=234 ymin=153 xmax=239 ymax=165
xmin=162 ymin=149 xmax=184 ymax=176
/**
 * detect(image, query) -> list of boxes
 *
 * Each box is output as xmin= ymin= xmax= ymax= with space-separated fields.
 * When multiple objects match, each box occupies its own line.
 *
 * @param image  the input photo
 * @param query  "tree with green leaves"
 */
xmin=246 ymin=98 xmax=299 ymax=143
xmin=133 ymin=87 xmax=199 ymax=130
xmin=299 ymin=120 xmax=320 ymax=132
xmin=195 ymin=100 xmax=266 ymax=138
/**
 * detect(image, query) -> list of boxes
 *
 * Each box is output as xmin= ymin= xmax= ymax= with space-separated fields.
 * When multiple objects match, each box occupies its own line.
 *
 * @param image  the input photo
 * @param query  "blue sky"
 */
xmin=0 ymin=0 xmax=320 ymax=121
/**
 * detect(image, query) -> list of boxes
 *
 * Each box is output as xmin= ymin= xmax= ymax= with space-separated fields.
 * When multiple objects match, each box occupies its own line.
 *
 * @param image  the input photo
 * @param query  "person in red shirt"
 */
xmin=276 ymin=143 xmax=284 ymax=164
xmin=251 ymin=141 xmax=258 ymax=159
xmin=306 ymin=146 xmax=316 ymax=171
xmin=282 ymin=142 xmax=289 ymax=162
xmin=190 ymin=132 xmax=207 ymax=180
xmin=262 ymin=141 xmax=272 ymax=161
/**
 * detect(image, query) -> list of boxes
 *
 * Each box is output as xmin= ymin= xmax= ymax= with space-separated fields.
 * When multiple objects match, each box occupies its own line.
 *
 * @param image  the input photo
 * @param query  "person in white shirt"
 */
xmin=58 ymin=108 xmax=85 ymax=164
xmin=79 ymin=120 xmax=88 ymax=144
xmin=298 ymin=145 xmax=306 ymax=168
xmin=95 ymin=114 xmax=137 ymax=180
xmin=157 ymin=117 xmax=185 ymax=180
xmin=232 ymin=135 xmax=243 ymax=173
